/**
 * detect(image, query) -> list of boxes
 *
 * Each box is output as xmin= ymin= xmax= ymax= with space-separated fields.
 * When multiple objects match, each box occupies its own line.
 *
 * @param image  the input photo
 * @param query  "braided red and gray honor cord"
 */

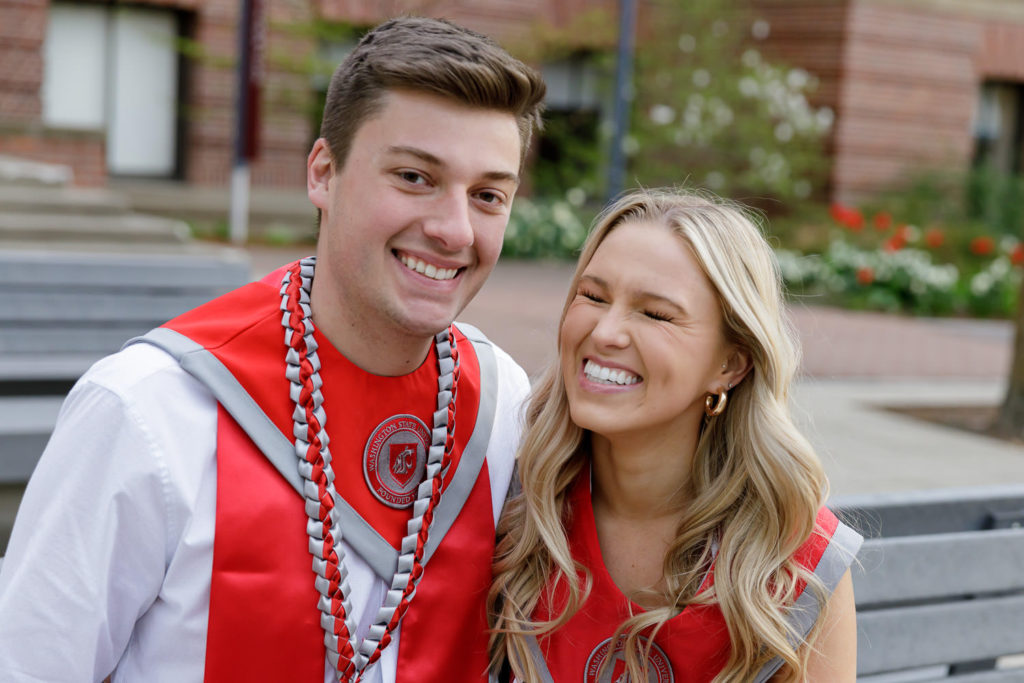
xmin=281 ymin=257 xmax=459 ymax=681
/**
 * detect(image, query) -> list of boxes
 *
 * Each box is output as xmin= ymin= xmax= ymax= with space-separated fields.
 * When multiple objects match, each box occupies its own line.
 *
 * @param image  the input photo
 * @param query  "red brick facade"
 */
xmin=2 ymin=0 xmax=1021 ymax=200
xmin=755 ymin=0 xmax=1024 ymax=203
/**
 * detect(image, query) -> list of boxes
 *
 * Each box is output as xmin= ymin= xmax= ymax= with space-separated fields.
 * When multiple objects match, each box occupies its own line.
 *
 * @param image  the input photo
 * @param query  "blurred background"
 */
xmin=1 ymin=0 xmax=1023 ymax=547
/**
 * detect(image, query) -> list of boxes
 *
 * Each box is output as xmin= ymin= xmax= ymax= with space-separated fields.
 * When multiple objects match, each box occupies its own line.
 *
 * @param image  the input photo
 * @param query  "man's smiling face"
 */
xmin=308 ymin=89 xmax=522 ymax=352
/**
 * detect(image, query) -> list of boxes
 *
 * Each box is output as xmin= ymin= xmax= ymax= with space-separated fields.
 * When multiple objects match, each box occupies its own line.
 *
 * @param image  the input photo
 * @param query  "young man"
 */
xmin=0 ymin=17 xmax=545 ymax=682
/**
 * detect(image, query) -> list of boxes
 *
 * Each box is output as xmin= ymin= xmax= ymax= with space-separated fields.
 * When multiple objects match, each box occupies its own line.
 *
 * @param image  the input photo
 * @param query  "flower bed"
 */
xmin=778 ymin=204 xmax=1023 ymax=317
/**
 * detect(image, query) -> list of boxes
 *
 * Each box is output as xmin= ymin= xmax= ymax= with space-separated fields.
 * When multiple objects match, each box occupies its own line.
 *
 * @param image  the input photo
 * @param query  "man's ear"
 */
xmin=307 ymin=138 xmax=333 ymax=211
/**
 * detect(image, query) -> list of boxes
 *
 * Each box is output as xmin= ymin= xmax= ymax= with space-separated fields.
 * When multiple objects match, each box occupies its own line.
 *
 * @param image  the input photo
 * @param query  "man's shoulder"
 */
xmin=454 ymin=321 xmax=529 ymax=390
xmin=78 ymin=342 xmax=207 ymax=405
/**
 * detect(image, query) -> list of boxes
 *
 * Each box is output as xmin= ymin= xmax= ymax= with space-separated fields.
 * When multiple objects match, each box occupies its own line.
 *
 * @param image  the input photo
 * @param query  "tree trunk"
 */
xmin=994 ymin=274 xmax=1024 ymax=439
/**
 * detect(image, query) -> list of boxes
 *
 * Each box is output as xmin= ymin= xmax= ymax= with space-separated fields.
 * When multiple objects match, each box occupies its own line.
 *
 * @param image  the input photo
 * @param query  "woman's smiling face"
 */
xmin=560 ymin=220 xmax=736 ymax=444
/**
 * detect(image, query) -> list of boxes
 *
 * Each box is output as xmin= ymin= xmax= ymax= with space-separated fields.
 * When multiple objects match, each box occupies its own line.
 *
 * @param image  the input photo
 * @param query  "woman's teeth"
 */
xmin=400 ymin=254 xmax=458 ymax=281
xmin=584 ymin=360 xmax=640 ymax=385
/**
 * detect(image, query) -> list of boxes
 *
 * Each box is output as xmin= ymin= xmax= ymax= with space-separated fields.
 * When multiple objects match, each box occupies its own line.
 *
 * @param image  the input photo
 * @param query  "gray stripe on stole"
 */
xmin=127 ymin=323 xmax=500 ymax=580
xmin=752 ymin=519 xmax=864 ymax=682
xmin=523 ymin=635 xmax=556 ymax=683
xmin=422 ymin=321 xmax=498 ymax=563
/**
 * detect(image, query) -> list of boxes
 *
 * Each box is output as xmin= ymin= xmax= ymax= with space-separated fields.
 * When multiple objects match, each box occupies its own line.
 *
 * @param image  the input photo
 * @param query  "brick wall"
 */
xmin=179 ymin=0 xmax=314 ymax=188
xmin=749 ymin=0 xmax=1024 ymax=203
xmin=0 ymin=0 xmax=110 ymax=186
xmin=829 ymin=0 xmax=981 ymax=203
xmin=0 ymin=0 xmax=46 ymax=124
xmin=751 ymin=0 xmax=849 ymax=175
xmin=978 ymin=22 xmax=1024 ymax=81
xmin=0 ymin=127 xmax=106 ymax=186
xmin=0 ymin=0 xmax=619 ymax=191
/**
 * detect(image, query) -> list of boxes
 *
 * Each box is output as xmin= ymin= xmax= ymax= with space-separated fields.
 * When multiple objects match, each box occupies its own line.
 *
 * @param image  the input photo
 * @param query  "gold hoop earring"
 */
xmin=704 ymin=389 xmax=728 ymax=417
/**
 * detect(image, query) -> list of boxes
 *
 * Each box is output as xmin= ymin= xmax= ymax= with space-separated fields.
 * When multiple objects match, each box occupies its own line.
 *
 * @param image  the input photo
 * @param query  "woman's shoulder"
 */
xmin=792 ymin=506 xmax=864 ymax=589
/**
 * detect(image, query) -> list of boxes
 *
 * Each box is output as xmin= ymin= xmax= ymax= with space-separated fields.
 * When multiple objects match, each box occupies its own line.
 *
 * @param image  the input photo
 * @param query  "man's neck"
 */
xmin=307 ymin=292 xmax=434 ymax=378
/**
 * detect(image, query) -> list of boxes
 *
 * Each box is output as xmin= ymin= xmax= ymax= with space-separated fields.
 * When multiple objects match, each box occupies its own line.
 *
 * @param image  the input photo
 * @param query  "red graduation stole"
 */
xmin=160 ymin=265 xmax=496 ymax=681
xmin=534 ymin=472 xmax=839 ymax=682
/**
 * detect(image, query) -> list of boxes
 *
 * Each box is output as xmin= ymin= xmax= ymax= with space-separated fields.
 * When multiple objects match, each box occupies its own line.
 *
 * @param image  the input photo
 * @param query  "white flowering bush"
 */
xmin=629 ymin=2 xmax=830 ymax=201
xmin=502 ymin=195 xmax=590 ymax=259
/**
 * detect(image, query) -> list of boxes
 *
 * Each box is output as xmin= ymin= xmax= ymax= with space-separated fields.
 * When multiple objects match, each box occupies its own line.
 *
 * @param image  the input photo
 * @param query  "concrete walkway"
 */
xmin=247 ymin=247 xmax=1024 ymax=497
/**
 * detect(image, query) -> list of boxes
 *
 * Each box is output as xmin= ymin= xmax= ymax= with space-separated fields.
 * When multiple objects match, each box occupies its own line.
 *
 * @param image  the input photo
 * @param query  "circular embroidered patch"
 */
xmin=583 ymin=636 xmax=674 ymax=683
xmin=363 ymin=414 xmax=430 ymax=509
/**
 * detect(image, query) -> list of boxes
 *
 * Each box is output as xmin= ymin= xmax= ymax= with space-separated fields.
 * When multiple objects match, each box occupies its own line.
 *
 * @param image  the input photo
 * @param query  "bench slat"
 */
xmin=0 ymin=328 xmax=163 ymax=354
xmin=853 ymin=529 xmax=1024 ymax=606
xmin=0 ymin=292 xmax=227 ymax=322
xmin=833 ymin=487 xmax=1024 ymax=537
xmin=857 ymin=594 xmax=1024 ymax=675
xmin=860 ymin=668 xmax=1024 ymax=682
xmin=0 ymin=253 xmax=250 ymax=290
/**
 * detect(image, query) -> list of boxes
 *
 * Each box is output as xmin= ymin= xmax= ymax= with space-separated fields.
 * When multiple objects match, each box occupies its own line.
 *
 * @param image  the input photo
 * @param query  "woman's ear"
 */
xmin=307 ymin=138 xmax=333 ymax=211
xmin=721 ymin=346 xmax=752 ymax=391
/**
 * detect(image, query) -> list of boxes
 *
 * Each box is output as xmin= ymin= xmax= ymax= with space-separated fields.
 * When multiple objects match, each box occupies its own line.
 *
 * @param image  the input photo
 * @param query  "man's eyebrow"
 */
xmin=385 ymin=145 xmax=519 ymax=185
xmin=386 ymin=145 xmax=443 ymax=167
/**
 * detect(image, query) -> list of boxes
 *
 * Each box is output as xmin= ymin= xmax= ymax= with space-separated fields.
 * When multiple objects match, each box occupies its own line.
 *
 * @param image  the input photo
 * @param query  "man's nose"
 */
xmin=423 ymin=191 xmax=474 ymax=252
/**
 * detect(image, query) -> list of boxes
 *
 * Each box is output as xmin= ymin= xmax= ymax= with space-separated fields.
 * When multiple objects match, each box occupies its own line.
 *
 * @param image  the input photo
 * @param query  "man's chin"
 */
xmin=392 ymin=309 xmax=462 ymax=341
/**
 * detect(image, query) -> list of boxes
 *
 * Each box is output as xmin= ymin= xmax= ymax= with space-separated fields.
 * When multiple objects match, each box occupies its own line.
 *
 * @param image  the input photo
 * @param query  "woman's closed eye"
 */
xmin=643 ymin=309 xmax=673 ymax=322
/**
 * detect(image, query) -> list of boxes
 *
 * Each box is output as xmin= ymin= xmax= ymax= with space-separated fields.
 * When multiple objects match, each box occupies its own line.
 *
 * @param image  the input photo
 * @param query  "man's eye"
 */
xmin=477 ymin=191 xmax=503 ymax=205
xmin=398 ymin=170 xmax=427 ymax=185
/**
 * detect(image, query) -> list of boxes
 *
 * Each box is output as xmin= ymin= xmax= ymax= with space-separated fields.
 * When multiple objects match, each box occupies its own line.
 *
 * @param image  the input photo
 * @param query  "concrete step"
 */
xmin=0 ymin=155 xmax=72 ymax=188
xmin=0 ymin=211 xmax=191 ymax=244
xmin=0 ymin=185 xmax=131 ymax=216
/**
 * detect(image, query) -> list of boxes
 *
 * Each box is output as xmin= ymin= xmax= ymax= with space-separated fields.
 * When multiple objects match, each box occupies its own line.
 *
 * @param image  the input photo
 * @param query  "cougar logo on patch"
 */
xmin=363 ymin=414 xmax=430 ymax=508
xmin=584 ymin=636 xmax=674 ymax=683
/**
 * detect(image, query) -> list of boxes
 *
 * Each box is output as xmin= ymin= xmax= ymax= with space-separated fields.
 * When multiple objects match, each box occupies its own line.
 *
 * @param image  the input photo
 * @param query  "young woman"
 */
xmin=489 ymin=189 xmax=862 ymax=682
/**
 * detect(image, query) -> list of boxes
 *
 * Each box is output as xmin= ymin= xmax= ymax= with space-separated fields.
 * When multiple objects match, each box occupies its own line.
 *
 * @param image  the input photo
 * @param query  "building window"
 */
xmin=973 ymin=81 xmax=1024 ymax=174
xmin=533 ymin=54 xmax=607 ymax=200
xmin=42 ymin=2 xmax=185 ymax=178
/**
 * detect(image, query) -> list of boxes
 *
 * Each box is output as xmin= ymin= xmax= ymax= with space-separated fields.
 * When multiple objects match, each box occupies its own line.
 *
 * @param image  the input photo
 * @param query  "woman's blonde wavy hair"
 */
xmin=488 ymin=188 xmax=830 ymax=682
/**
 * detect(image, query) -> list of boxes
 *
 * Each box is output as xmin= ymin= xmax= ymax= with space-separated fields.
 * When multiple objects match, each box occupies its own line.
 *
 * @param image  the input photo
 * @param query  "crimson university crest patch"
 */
xmin=363 ymin=414 xmax=430 ymax=508
xmin=585 ymin=637 xmax=674 ymax=683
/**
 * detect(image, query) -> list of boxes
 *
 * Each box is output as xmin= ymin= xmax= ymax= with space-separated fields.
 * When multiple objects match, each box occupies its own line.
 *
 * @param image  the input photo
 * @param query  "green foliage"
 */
xmin=965 ymin=165 xmax=1024 ymax=237
xmin=502 ymin=196 xmax=594 ymax=260
xmin=627 ymin=0 xmax=830 ymax=203
xmin=531 ymin=107 xmax=608 ymax=203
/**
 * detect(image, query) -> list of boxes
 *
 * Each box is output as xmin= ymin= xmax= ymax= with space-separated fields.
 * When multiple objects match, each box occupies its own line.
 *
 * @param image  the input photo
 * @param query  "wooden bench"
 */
xmin=0 ymin=247 xmax=250 ymax=486
xmin=832 ymin=486 xmax=1024 ymax=682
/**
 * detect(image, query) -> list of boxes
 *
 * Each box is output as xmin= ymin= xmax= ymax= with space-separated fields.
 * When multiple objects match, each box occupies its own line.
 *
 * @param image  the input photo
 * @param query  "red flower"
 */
xmin=924 ymin=228 xmax=944 ymax=248
xmin=873 ymin=212 xmax=893 ymax=231
xmin=884 ymin=234 xmax=907 ymax=252
xmin=856 ymin=267 xmax=874 ymax=285
xmin=970 ymin=236 xmax=995 ymax=256
xmin=830 ymin=203 xmax=864 ymax=232
xmin=1011 ymin=243 xmax=1024 ymax=266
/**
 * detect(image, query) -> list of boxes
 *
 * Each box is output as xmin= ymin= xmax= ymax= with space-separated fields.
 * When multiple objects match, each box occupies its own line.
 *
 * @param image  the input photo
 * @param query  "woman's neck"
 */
xmin=589 ymin=427 xmax=698 ymax=521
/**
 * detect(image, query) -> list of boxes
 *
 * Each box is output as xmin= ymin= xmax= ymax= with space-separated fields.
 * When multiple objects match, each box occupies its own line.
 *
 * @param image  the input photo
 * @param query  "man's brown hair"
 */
xmin=319 ymin=16 xmax=546 ymax=171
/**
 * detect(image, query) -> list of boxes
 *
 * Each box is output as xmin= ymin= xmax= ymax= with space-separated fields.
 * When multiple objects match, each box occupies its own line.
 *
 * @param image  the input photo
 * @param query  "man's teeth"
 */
xmin=584 ymin=360 xmax=640 ymax=386
xmin=400 ymin=255 xmax=458 ymax=281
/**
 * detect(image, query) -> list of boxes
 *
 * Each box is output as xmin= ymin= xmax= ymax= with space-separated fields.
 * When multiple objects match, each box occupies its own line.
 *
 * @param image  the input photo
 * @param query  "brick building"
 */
xmin=1 ymin=0 xmax=1021 ymax=203
xmin=0 ymin=0 xmax=608 ymax=190
xmin=754 ymin=0 xmax=1024 ymax=203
